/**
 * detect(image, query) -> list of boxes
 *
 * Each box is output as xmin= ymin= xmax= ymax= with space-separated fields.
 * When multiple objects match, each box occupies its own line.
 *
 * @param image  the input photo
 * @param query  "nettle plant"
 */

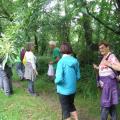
xmin=0 ymin=37 xmax=17 ymax=65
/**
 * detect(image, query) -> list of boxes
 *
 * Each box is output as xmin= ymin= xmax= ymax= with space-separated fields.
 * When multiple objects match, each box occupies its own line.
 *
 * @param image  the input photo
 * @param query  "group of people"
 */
xmin=0 ymin=40 xmax=120 ymax=120
xmin=48 ymin=41 xmax=80 ymax=120
xmin=0 ymin=42 xmax=38 ymax=96
xmin=50 ymin=41 xmax=120 ymax=120
xmin=16 ymin=42 xmax=38 ymax=96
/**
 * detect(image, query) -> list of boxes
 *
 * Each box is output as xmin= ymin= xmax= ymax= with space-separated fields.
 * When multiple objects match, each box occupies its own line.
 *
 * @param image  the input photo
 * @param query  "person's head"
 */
xmin=26 ymin=42 xmax=35 ymax=52
xmin=21 ymin=47 xmax=24 ymax=50
xmin=98 ymin=41 xmax=110 ymax=56
xmin=60 ymin=42 xmax=73 ymax=55
xmin=21 ymin=47 xmax=25 ymax=51
xmin=49 ymin=41 xmax=56 ymax=49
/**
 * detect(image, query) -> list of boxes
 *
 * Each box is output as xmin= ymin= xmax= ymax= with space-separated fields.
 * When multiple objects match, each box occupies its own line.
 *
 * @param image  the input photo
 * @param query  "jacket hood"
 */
xmin=63 ymin=55 xmax=78 ymax=67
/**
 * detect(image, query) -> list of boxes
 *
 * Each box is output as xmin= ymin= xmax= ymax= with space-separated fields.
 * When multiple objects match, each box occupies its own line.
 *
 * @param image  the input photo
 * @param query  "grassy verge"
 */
xmin=0 ymin=68 xmax=119 ymax=120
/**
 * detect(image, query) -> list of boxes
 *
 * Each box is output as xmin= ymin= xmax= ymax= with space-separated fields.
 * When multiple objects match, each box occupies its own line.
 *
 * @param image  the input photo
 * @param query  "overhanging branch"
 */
xmin=86 ymin=8 xmax=120 ymax=35
xmin=0 ymin=3 xmax=13 ymax=21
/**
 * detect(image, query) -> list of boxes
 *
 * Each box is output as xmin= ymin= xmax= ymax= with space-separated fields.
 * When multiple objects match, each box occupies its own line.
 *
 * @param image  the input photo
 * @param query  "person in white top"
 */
xmin=24 ymin=42 xmax=38 ymax=96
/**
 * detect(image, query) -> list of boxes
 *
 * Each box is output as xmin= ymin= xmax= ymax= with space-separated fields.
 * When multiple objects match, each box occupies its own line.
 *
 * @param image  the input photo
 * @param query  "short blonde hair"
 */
xmin=49 ymin=41 xmax=56 ymax=46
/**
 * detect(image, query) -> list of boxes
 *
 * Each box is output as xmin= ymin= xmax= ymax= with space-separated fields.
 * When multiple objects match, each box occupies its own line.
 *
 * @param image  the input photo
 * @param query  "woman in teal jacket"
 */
xmin=55 ymin=42 xmax=80 ymax=120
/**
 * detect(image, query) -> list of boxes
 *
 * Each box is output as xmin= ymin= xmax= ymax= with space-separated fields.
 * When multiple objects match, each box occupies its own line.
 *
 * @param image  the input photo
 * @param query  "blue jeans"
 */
xmin=28 ymin=80 xmax=34 ymax=94
xmin=3 ymin=77 xmax=13 ymax=95
xmin=0 ymin=70 xmax=3 ymax=90
xmin=0 ymin=68 xmax=13 ymax=96
xmin=101 ymin=105 xmax=117 ymax=120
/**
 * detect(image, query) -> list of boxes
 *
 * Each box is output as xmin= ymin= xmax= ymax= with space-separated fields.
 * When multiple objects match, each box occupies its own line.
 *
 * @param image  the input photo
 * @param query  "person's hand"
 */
xmin=34 ymin=69 xmax=38 ymax=76
xmin=56 ymin=57 xmax=60 ymax=62
xmin=102 ymin=60 xmax=111 ymax=67
xmin=93 ymin=64 xmax=99 ymax=70
xmin=35 ymin=71 xmax=38 ymax=76
xmin=49 ymin=61 xmax=53 ymax=64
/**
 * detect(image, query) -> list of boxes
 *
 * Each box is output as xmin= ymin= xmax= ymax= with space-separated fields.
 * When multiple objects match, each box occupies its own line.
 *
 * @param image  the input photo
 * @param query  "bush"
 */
xmin=77 ymin=65 xmax=99 ymax=98
xmin=36 ymin=56 xmax=51 ymax=75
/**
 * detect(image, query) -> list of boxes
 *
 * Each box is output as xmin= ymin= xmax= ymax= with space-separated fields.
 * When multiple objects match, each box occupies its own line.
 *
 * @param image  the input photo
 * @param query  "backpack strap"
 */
xmin=105 ymin=53 xmax=112 ymax=61
xmin=105 ymin=53 xmax=119 ymax=75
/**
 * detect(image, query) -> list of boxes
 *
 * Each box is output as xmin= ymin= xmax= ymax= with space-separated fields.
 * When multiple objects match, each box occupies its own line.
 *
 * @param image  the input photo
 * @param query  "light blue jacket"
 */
xmin=55 ymin=54 xmax=80 ymax=95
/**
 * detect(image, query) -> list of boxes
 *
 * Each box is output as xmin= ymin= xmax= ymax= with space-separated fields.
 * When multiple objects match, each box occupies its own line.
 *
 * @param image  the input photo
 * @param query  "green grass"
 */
xmin=0 ymin=69 xmax=120 ymax=120
xmin=0 ymin=69 xmax=59 ymax=120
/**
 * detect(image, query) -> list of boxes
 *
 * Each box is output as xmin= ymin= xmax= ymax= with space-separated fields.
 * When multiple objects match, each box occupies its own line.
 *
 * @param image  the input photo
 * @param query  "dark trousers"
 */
xmin=59 ymin=93 xmax=76 ymax=119
xmin=101 ymin=105 xmax=117 ymax=120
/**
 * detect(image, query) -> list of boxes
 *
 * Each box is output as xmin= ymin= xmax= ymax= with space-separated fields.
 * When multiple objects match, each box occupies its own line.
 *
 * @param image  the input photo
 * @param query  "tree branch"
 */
xmin=86 ymin=8 xmax=120 ymax=35
xmin=0 ymin=15 xmax=13 ymax=21
xmin=0 ymin=16 xmax=10 ymax=19
xmin=0 ymin=4 xmax=13 ymax=21
xmin=116 ymin=0 xmax=120 ymax=9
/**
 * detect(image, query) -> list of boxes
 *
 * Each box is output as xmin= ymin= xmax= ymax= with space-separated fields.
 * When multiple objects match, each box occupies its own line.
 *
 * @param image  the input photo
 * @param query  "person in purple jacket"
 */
xmin=93 ymin=42 xmax=119 ymax=120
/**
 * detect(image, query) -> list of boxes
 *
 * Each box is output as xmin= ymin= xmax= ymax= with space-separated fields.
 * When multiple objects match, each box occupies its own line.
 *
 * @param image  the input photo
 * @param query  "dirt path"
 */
xmin=13 ymin=81 xmax=97 ymax=120
xmin=38 ymin=92 xmax=98 ymax=120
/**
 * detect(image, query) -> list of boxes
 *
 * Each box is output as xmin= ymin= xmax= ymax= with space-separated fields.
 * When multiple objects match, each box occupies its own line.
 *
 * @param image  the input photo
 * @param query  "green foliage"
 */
xmin=0 ymin=0 xmax=120 ymax=100
xmin=1 ymin=0 xmax=120 ymax=56
xmin=78 ymin=65 xmax=99 ymax=98
xmin=36 ymin=56 xmax=50 ymax=75
xmin=0 ymin=37 xmax=16 ymax=59
xmin=0 ymin=1 xmax=120 ymax=119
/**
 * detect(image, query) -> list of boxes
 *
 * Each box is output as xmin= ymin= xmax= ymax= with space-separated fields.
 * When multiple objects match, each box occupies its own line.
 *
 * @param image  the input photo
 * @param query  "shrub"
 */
xmin=77 ymin=64 xmax=99 ymax=98
xmin=36 ymin=56 xmax=51 ymax=75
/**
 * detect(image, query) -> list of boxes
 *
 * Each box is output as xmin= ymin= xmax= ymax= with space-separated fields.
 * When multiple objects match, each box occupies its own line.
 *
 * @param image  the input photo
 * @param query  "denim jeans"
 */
xmin=28 ymin=80 xmax=34 ymax=94
xmin=0 ymin=68 xmax=13 ymax=96
xmin=0 ymin=70 xmax=3 ymax=90
xmin=3 ymin=77 xmax=13 ymax=95
xmin=101 ymin=105 xmax=117 ymax=120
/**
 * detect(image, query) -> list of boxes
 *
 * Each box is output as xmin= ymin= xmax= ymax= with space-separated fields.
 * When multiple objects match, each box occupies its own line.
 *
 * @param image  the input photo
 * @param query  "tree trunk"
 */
xmin=0 ymin=22 xmax=2 ymax=38
xmin=82 ymin=13 xmax=93 ymax=64
xmin=83 ymin=14 xmax=92 ymax=48
xmin=34 ymin=33 xmax=38 ymax=53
